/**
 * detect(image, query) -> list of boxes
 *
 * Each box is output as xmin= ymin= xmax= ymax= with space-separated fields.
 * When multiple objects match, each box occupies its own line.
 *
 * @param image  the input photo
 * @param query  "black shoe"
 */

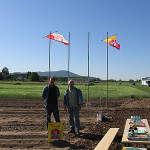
xmin=68 ymin=130 xmax=75 ymax=133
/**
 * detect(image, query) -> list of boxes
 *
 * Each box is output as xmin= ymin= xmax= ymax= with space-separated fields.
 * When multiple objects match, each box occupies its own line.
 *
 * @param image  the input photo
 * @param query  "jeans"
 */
xmin=45 ymin=104 xmax=60 ymax=129
xmin=68 ymin=106 xmax=80 ymax=131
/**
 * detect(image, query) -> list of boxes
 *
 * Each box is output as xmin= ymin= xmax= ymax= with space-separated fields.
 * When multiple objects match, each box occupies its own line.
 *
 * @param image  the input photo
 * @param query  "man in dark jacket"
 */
xmin=42 ymin=77 xmax=60 ymax=130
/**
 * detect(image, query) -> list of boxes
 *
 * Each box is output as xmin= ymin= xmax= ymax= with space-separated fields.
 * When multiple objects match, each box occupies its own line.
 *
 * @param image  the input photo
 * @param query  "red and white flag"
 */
xmin=45 ymin=32 xmax=69 ymax=45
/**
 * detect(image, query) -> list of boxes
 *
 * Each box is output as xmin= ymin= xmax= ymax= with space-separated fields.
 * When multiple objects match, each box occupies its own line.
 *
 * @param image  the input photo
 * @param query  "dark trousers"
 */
xmin=45 ymin=104 xmax=60 ymax=129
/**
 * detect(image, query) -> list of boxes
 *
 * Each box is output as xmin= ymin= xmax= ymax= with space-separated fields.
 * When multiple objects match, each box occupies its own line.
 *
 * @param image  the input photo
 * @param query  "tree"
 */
xmin=118 ymin=79 xmax=122 ymax=82
xmin=0 ymin=72 xmax=3 ymax=80
xmin=2 ymin=67 xmax=9 ymax=79
xmin=28 ymin=72 xmax=39 ymax=81
xmin=26 ymin=71 xmax=32 ymax=79
xmin=129 ymin=79 xmax=134 ymax=83
xmin=109 ymin=79 xmax=116 ymax=82
xmin=96 ymin=78 xmax=101 ymax=81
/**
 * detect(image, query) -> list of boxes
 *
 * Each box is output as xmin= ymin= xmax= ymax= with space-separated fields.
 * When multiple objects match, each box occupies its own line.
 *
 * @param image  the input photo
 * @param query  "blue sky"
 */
xmin=0 ymin=0 xmax=150 ymax=80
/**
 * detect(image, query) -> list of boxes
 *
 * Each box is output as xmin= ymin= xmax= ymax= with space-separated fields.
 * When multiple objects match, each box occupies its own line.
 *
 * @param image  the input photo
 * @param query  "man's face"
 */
xmin=69 ymin=80 xmax=74 ymax=88
xmin=49 ymin=78 xmax=54 ymax=86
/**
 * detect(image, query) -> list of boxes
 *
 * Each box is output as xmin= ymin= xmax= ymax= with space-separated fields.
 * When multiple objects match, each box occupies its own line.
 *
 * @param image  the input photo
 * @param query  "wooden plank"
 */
xmin=122 ymin=119 xmax=150 ymax=143
xmin=94 ymin=128 xmax=119 ymax=150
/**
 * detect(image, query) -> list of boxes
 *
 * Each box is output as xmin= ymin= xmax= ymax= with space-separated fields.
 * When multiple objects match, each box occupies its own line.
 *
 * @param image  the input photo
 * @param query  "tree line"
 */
xmin=0 ymin=67 xmax=40 ymax=81
xmin=0 ymin=67 xmax=141 ymax=82
xmin=0 ymin=67 xmax=70 ymax=82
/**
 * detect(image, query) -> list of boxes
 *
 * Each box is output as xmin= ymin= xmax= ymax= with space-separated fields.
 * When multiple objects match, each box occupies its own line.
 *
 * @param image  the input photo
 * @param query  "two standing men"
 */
xmin=42 ymin=78 xmax=83 ymax=134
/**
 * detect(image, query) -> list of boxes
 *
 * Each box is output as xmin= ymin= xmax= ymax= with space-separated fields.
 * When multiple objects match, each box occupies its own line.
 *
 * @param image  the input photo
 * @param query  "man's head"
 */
xmin=68 ymin=80 xmax=74 ymax=89
xmin=49 ymin=77 xmax=55 ymax=87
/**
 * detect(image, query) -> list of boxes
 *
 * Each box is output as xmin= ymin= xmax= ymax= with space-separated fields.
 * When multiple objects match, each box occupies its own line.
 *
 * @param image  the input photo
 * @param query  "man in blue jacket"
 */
xmin=42 ymin=77 xmax=60 ymax=130
xmin=64 ymin=80 xmax=83 ymax=135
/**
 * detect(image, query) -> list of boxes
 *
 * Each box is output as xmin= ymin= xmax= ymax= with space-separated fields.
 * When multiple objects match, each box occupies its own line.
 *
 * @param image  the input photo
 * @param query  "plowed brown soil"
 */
xmin=0 ymin=98 xmax=150 ymax=150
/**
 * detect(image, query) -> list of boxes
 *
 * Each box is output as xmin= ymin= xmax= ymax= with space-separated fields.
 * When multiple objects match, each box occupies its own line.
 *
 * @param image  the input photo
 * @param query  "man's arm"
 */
xmin=42 ymin=87 xmax=46 ymax=99
xmin=77 ymin=88 xmax=83 ymax=105
xmin=42 ymin=85 xmax=49 ymax=99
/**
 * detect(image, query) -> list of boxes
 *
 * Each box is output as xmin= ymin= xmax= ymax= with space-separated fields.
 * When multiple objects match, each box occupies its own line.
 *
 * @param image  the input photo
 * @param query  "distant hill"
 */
xmin=12 ymin=70 xmax=95 ymax=79
xmin=37 ymin=70 xmax=80 ymax=77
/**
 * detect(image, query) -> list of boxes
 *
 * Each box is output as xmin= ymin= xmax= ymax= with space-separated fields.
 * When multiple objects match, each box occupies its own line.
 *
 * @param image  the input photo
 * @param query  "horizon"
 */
xmin=8 ymin=69 xmax=144 ymax=81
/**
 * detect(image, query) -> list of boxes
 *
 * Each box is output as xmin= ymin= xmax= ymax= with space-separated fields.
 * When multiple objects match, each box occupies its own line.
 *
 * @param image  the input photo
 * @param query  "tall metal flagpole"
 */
xmin=48 ymin=31 xmax=51 ymax=80
xmin=87 ymin=32 xmax=90 ymax=103
xmin=68 ymin=32 xmax=70 ymax=86
xmin=106 ymin=32 xmax=108 ymax=108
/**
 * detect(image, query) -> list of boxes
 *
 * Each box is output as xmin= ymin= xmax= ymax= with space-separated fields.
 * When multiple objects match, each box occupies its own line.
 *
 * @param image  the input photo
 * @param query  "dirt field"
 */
xmin=1 ymin=98 xmax=150 ymax=150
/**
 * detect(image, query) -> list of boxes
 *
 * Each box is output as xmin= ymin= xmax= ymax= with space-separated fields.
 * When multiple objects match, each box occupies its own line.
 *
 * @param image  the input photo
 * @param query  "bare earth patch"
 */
xmin=0 ymin=98 xmax=150 ymax=149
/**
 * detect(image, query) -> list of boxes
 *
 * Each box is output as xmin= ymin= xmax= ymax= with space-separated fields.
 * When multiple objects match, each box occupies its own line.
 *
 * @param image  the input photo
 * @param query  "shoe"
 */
xmin=76 ymin=130 xmax=80 ymax=135
xmin=68 ymin=130 xmax=75 ymax=133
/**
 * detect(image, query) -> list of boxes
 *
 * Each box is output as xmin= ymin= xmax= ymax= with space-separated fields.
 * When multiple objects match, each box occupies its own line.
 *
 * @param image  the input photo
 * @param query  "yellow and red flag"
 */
xmin=104 ymin=35 xmax=120 ymax=50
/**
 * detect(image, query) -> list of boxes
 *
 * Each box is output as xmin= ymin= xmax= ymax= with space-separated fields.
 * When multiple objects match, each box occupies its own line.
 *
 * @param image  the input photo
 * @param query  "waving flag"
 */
xmin=45 ymin=32 xmax=69 ymax=45
xmin=104 ymin=35 xmax=120 ymax=50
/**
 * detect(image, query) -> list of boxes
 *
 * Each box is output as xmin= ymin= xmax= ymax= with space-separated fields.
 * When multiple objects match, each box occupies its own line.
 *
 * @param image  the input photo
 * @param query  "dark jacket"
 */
xmin=42 ymin=84 xmax=60 ymax=106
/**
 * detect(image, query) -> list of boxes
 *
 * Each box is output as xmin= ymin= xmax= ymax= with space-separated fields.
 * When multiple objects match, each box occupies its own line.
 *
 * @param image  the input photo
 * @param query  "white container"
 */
xmin=97 ymin=112 xmax=102 ymax=122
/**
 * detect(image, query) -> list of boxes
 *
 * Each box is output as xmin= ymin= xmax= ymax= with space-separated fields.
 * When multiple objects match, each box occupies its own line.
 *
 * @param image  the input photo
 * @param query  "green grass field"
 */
xmin=0 ymin=81 xmax=150 ymax=99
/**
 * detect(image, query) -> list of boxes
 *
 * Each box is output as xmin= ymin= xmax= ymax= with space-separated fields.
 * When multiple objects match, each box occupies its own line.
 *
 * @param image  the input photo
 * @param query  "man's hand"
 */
xmin=78 ymin=105 xmax=81 ymax=111
xmin=64 ymin=106 xmax=67 ymax=112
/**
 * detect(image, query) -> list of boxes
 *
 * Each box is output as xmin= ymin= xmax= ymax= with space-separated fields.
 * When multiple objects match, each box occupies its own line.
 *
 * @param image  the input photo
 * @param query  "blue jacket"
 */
xmin=42 ymin=84 xmax=60 ymax=106
xmin=64 ymin=87 xmax=83 ymax=107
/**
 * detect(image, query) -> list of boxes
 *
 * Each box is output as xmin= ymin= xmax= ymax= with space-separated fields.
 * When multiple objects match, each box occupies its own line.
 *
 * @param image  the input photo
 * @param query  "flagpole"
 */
xmin=68 ymin=32 xmax=70 ymax=86
xmin=106 ymin=32 xmax=108 ymax=108
xmin=49 ymin=31 xmax=51 ymax=80
xmin=87 ymin=32 xmax=90 ymax=103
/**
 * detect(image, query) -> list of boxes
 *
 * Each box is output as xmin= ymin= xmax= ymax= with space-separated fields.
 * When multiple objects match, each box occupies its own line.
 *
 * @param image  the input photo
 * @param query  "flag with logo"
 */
xmin=45 ymin=32 xmax=69 ymax=45
xmin=104 ymin=35 xmax=120 ymax=50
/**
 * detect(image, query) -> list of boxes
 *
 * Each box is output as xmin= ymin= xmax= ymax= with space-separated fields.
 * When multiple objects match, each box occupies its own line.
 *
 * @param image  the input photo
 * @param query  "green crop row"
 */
xmin=0 ymin=82 xmax=150 ymax=99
